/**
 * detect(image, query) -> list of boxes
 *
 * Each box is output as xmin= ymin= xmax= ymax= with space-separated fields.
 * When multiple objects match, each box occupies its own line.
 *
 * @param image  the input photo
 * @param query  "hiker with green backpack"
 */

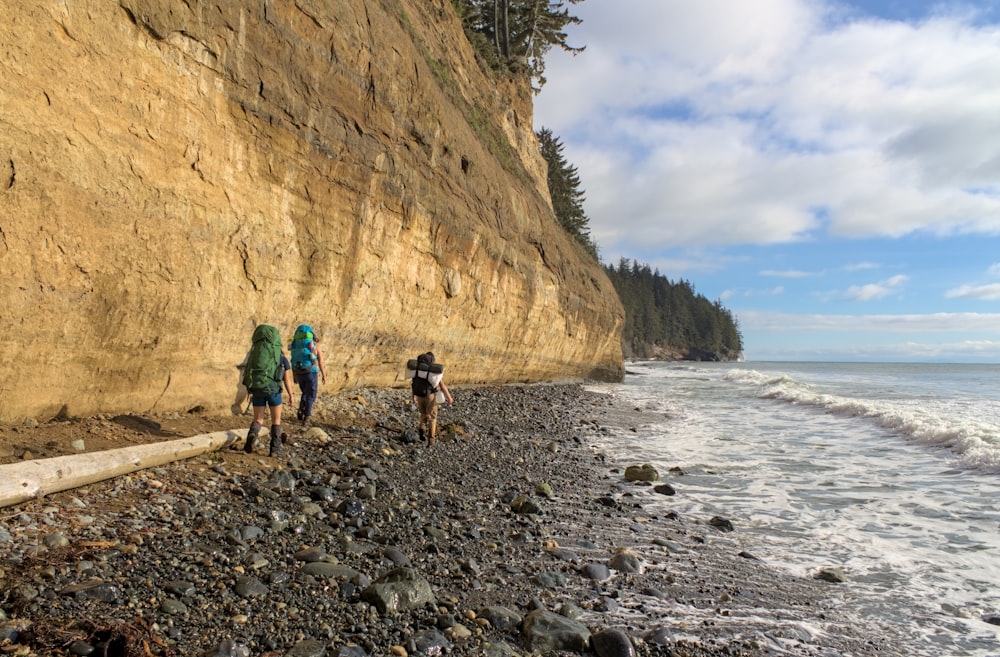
xmin=241 ymin=324 xmax=294 ymax=457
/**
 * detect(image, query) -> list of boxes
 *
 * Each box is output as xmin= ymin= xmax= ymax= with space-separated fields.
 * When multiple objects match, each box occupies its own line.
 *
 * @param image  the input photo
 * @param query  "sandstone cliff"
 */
xmin=0 ymin=0 xmax=624 ymax=422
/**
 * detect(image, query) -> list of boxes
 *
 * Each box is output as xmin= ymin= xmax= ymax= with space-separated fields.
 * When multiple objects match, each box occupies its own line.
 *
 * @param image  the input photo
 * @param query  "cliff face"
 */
xmin=0 ymin=0 xmax=624 ymax=422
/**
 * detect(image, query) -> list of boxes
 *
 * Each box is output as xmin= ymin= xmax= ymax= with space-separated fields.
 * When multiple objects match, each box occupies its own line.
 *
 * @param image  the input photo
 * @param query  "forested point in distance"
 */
xmin=604 ymin=260 xmax=744 ymax=362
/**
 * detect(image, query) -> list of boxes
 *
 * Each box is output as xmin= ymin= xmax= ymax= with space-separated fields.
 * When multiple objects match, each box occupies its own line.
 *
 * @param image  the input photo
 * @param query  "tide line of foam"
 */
xmin=731 ymin=370 xmax=1000 ymax=473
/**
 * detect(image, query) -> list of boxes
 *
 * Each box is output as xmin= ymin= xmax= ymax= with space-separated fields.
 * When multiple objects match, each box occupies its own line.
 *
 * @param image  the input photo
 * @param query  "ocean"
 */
xmin=586 ymin=361 xmax=1000 ymax=657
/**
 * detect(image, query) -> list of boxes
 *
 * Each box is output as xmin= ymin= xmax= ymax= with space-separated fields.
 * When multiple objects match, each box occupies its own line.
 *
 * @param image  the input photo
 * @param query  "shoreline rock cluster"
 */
xmin=0 ymin=384 xmax=897 ymax=656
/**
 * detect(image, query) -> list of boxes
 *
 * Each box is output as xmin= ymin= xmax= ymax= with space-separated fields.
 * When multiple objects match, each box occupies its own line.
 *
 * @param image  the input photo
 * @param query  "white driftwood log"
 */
xmin=0 ymin=429 xmax=243 ymax=509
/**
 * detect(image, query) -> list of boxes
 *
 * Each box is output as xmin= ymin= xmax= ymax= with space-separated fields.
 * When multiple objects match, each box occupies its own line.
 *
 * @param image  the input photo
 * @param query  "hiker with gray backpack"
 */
xmin=406 ymin=352 xmax=453 ymax=445
xmin=241 ymin=324 xmax=294 ymax=457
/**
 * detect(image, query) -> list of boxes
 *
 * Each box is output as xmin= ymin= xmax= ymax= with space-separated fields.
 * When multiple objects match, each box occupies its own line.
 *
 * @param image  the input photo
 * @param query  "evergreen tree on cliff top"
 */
xmin=537 ymin=127 xmax=597 ymax=257
xmin=455 ymin=0 xmax=584 ymax=89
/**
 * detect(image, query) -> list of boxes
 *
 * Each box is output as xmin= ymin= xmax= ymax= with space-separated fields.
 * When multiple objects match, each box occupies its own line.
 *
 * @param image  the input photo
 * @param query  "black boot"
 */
xmin=268 ymin=425 xmax=283 ymax=458
xmin=244 ymin=421 xmax=261 ymax=454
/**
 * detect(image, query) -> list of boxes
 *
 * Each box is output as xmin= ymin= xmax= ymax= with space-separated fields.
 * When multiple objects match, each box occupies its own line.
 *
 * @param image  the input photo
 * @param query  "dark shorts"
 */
xmin=251 ymin=391 xmax=283 ymax=408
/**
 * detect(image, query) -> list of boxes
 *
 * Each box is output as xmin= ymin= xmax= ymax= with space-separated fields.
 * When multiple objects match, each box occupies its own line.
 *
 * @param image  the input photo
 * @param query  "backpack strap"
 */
xmin=416 ymin=369 xmax=439 ymax=392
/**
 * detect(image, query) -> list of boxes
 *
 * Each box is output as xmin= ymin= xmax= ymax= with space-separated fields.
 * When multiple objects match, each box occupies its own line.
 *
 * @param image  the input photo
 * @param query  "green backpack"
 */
xmin=242 ymin=324 xmax=284 ymax=395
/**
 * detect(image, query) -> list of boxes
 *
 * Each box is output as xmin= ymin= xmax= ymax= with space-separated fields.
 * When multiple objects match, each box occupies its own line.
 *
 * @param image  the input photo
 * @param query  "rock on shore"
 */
xmin=0 ymin=385 xmax=897 ymax=656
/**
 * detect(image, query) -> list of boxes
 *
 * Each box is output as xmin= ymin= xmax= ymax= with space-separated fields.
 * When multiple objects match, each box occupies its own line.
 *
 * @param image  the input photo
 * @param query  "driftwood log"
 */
xmin=0 ymin=429 xmax=243 ymax=509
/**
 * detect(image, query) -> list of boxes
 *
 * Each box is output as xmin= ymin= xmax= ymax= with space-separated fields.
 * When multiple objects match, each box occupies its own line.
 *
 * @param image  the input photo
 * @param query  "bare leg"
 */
xmin=269 ymin=403 xmax=284 ymax=457
xmin=244 ymin=404 xmax=266 ymax=453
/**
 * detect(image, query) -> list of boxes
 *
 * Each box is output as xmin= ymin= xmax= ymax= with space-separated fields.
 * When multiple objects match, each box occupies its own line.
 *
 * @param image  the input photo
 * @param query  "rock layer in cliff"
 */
xmin=0 ymin=0 xmax=623 ymax=421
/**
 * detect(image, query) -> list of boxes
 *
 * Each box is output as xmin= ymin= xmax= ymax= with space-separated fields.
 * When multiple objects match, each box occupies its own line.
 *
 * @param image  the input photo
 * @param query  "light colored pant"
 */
xmin=416 ymin=394 xmax=438 ymax=442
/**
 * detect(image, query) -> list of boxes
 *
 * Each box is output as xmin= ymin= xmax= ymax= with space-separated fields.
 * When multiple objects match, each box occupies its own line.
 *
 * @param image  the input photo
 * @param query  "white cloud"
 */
xmin=745 ymin=338 xmax=1000 ymax=362
xmin=832 ymin=274 xmax=909 ymax=301
xmin=605 ymin=250 xmax=748 ymax=279
xmin=535 ymin=1 xmax=1000 ymax=252
xmin=943 ymin=263 xmax=1000 ymax=298
xmin=945 ymin=282 xmax=1000 ymax=299
xmin=818 ymin=274 xmax=909 ymax=301
xmin=721 ymin=286 xmax=786 ymax=300
xmin=760 ymin=269 xmax=814 ymax=278
xmin=737 ymin=309 xmax=1000 ymax=332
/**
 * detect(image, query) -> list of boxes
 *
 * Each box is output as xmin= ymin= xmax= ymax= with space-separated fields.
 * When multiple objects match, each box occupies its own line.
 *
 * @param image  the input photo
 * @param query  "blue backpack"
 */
xmin=290 ymin=324 xmax=317 ymax=372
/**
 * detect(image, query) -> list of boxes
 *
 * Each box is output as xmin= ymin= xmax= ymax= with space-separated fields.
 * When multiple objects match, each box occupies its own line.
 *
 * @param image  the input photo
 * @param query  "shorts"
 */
xmin=251 ymin=391 xmax=283 ymax=407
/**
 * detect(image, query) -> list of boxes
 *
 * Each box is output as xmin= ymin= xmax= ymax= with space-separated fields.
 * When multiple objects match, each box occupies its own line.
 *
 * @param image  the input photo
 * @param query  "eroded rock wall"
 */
xmin=0 ymin=0 xmax=624 ymax=422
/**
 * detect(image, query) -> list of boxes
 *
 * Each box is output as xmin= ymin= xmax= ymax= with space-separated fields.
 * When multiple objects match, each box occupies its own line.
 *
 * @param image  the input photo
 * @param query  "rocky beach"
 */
xmin=0 ymin=384 xmax=898 ymax=657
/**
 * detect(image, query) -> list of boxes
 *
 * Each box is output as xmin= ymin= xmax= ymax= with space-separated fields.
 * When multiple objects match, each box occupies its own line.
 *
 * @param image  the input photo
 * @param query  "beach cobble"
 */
xmin=0 ymin=385 xmax=897 ymax=656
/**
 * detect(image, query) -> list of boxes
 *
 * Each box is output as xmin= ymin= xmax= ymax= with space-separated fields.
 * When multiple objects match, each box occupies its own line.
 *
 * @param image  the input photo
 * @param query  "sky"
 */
xmin=533 ymin=0 xmax=1000 ymax=362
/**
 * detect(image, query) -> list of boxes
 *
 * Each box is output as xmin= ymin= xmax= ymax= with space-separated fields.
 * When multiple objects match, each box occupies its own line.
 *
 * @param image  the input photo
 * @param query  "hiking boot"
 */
xmin=244 ymin=421 xmax=261 ymax=454
xmin=268 ymin=425 xmax=283 ymax=458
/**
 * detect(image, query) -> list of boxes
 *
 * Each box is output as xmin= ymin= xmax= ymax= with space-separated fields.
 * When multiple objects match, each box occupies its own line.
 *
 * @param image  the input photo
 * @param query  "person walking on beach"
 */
xmin=407 ymin=351 xmax=452 ymax=445
xmin=289 ymin=324 xmax=326 ymax=423
xmin=241 ymin=324 xmax=294 ymax=458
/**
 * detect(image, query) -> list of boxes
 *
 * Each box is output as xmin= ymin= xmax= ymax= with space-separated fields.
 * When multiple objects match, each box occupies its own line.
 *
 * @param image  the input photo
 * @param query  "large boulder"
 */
xmin=361 ymin=567 xmax=435 ymax=614
xmin=624 ymin=464 xmax=660 ymax=482
xmin=521 ymin=609 xmax=591 ymax=652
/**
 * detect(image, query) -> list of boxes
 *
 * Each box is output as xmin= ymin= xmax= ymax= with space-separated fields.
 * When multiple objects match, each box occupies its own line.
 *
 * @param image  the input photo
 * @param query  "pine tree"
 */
xmin=537 ymin=127 xmax=597 ymax=257
xmin=456 ymin=0 xmax=584 ymax=88
xmin=603 ymin=261 xmax=744 ymax=360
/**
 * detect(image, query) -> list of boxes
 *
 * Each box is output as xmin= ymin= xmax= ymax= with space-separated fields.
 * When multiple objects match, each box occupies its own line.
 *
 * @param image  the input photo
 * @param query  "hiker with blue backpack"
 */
xmin=289 ymin=324 xmax=326 ymax=423
xmin=241 ymin=324 xmax=294 ymax=457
